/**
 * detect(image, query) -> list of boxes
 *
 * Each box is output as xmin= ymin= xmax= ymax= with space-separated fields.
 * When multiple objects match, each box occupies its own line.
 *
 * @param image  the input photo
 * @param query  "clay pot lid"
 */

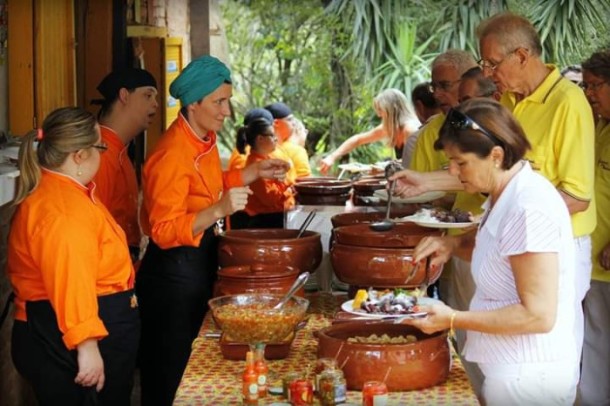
xmin=294 ymin=180 xmax=352 ymax=195
xmin=218 ymin=264 xmax=300 ymax=279
xmin=333 ymin=223 xmax=443 ymax=248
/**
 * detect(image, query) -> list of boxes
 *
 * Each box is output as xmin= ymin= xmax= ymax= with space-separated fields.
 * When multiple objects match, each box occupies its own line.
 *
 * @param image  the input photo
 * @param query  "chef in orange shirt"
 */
xmin=92 ymin=68 xmax=158 ymax=262
xmin=236 ymin=117 xmax=296 ymax=228
xmin=8 ymin=107 xmax=139 ymax=405
xmin=136 ymin=55 xmax=289 ymax=406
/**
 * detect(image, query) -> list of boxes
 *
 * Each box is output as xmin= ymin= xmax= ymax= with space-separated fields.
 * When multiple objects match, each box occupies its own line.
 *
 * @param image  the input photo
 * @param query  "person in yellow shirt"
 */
xmin=266 ymin=102 xmax=312 ymax=178
xmin=579 ymin=49 xmax=610 ymax=406
xmin=237 ymin=118 xmax=296 ymax=228
xmin=92 ymin=68 xmax=158 ymax=262
xmin=136 ymin=55 xmax=289 ymax=406
xmin=8 ymin=107 xmax=138 ymax=405
xmin=318 ymin=89 xmax=419 ymax=175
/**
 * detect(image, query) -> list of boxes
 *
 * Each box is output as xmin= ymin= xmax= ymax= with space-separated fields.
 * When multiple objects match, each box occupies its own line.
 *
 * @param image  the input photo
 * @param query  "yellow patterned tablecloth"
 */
xmin=174 ymin=293 xmax=479 ymax=405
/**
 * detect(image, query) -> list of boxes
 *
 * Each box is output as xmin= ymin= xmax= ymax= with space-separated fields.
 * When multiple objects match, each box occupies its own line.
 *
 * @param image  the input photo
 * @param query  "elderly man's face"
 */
xmin=479 ymin=35 xmax=521 ymax=94
xmin=188 ymin=83 xmax=232 ymax=135
xmin=430 ymin=64 xmax=461 ymax=114
xmin=582 ymin=70 xmax=610 ymax=120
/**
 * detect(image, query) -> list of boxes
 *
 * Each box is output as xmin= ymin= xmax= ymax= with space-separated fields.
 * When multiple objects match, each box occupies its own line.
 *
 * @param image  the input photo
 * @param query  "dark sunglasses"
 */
xmin=447 ymin=109 xmax=502 ymax=145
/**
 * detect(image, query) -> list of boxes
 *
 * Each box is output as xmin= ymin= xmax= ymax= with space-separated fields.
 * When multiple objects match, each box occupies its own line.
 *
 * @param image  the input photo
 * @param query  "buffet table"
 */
xmin=174 ymin=293 xmax=479 ymax=405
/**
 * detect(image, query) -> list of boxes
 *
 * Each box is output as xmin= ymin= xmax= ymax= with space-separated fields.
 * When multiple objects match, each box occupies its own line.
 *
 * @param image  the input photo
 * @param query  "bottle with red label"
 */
xmin=362 ymin=380 xmax=388 ymax=406
xmin=242 ymin=351 xmax=259 ymax=405
xmin=253 ymin=343 xmax=268 ymax=398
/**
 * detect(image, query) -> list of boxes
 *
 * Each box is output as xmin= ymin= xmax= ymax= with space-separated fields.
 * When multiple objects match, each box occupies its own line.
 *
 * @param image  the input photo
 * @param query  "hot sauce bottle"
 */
xmin=242 ymin=351 xmax=259 ymax=405
xmin=254 ymin=343 xmax=268 ymax=398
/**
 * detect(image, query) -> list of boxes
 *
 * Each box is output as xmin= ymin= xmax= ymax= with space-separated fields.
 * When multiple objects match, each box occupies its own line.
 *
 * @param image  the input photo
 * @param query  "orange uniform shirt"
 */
xmin=94 ymin=126 xmax=141 ymax=246
xmin=8 ymin=170 xmax=134 ymax=349
xmin=244 ymin=150 xmax=296 ymax=216
xmin=141 ymin=113 xmax=244 ymax=249
xmin=227 ymin=146 xmax=248 ymax=171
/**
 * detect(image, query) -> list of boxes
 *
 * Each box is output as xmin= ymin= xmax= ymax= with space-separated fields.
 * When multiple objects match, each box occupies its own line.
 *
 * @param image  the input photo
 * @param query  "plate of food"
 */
xmin=372 ymin=189 xmax=446 ymax=204
xmin=398 ymin=207 xmax=480 ymax=229
xmin=341 ymin=288 xmax=441 ymax=319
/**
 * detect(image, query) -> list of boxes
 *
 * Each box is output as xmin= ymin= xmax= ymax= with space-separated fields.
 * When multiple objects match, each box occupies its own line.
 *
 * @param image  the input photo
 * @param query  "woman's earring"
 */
xmin=77 ymin=165 xmax=83 ymax=177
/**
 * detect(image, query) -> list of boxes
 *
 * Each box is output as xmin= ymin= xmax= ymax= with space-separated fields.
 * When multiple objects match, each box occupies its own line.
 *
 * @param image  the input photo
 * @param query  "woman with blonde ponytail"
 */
xmin=8 ymin=107 xmax=139 ymax=405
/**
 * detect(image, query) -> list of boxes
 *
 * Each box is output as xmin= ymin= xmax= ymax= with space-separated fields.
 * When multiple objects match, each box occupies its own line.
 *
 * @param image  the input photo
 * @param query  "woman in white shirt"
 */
xmin=399 ymin=98 xmax=580 ymax=405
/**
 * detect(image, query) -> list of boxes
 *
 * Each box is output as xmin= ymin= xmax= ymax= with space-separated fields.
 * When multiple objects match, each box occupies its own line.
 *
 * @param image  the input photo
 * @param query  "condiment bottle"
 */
xmin=318 ymin=368 xmax=347 ymax=405
xmin=283 ymin=371 xmax=303 ymax=400
xmin=242 ymin=351 xmax=259 ymax=405
xmin=253 ymin=343 xmax=268 ymax=398
xmin=362 ymin=381 xmax=388 ymax=406
xmin=289 ymin=378 xmax=314 ymax=405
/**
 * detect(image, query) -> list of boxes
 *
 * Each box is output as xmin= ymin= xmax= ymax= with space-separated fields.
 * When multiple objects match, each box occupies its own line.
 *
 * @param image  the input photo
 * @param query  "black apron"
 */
xmin=11 ymin=289 xmax=140 ymax=406
xmin=136 ymin=226 xmax=218 ymax=406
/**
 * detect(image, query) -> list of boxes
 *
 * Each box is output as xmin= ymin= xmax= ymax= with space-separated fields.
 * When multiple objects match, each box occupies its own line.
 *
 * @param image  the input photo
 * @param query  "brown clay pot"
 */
xmin=293 ymin=179 xmax=352 ymax=195
xmin=295 ymin=176 xmax=339 ymax=183
xmin=333 ymin=223 xmax=443 ymax=248
xmin=218 ymin=229 xmax=322 ymax=273
xmin=330 ymin=208 xmax=419 ymax=228
xmin=351 ymin=179 xmax=386 ymax=197
xmin=316 ymin=322 xmax=450 ymax=391
xmin=213 ymin=264 xmax=304 ymax=298
xmin=296 ymin=193 xmax=351 ymax=206
xmin=331 ymin=244 xmax=440 ymax=287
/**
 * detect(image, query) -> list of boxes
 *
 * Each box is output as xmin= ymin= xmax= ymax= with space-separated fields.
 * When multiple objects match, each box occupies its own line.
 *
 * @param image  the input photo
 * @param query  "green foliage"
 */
xmin=220 ymin=0 xmax=610 ymax=169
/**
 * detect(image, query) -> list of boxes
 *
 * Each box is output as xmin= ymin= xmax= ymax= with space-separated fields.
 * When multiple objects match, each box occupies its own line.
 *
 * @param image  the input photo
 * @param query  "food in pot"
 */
xmin=214 ymin=302 xmax=304 ymax=343
xmin=347 ymin=333 xmax=417 ymax=344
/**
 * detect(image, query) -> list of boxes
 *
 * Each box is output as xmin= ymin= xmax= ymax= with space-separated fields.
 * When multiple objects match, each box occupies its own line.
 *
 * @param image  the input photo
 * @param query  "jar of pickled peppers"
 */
xmin=318 ymin=368 xmax=347 ymax=405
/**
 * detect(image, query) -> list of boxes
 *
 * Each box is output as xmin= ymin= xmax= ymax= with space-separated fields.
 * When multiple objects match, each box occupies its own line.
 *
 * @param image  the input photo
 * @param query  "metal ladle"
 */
xmin=273 ymin=272 xmax=310 ymax=310
xmin=369 ymin=180 xmax=396 ymax=232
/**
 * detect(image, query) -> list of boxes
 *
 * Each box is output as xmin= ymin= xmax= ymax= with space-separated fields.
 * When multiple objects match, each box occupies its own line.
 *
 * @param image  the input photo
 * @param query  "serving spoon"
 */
xmin=369 ymin=180 xmax=396 ymax=232
xmin=273 ymin=272 xmax=310 ymax=310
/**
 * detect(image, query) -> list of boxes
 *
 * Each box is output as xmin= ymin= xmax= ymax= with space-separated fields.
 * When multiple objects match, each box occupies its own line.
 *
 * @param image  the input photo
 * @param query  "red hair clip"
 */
xmin=36 ymin=128 xmax=44 ymax=141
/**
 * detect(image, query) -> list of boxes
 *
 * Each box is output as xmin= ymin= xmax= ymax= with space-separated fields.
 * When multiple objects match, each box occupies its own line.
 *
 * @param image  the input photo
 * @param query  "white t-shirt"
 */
xmin=463 ymin=162 xmax=579 ymax=364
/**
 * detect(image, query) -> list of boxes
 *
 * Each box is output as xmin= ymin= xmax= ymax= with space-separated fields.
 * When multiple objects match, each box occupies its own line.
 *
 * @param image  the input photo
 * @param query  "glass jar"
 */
xmin=289 ymin=379 xmax=314 ymax=405
xmin=283 ymin=372 xmax=303 ymax=401
xmin=314 ymin=358 xmax=339 ymax=393
xmin=318 ymin=368 xmax=347 ymax=405
xmin=362 ymin=381 xmax=388 ymax=406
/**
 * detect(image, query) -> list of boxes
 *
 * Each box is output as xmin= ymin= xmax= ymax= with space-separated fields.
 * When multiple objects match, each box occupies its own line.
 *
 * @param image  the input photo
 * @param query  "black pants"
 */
xmin=136 ymin=228 xmax=218 ymax=406
xmin=11 ymin=290 xmax=140 ymax=406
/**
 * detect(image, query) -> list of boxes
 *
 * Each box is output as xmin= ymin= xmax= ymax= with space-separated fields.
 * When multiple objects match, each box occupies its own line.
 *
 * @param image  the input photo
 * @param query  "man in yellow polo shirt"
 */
xmin=477 ymin=13 xmax=595 ymax=367
xmin=579 ymin=50 xmax=610 ymax=406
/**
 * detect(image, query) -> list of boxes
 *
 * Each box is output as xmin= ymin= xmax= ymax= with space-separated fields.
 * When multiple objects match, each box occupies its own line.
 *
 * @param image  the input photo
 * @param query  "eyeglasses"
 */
xmin=477 ymin=48 xmax=519 ymax=72
xmin=580 ymin=81 xmax=607 ymax=92
xmin=428 ymin=80 xmax=461 ymax=93
xmin=447 ymin=108 xmax=502 ymax=145
xmin=92 ymin=142 xmax=108 ymax=152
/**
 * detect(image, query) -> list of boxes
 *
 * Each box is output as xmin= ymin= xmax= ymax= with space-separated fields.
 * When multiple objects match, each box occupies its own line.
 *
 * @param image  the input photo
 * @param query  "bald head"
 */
xmin=476 ymin=12 xmax=542 ymax=57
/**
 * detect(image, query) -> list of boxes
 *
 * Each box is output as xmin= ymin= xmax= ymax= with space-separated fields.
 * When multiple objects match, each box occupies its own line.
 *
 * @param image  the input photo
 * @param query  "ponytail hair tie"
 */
xmin=36 ymin=128 xmax=44 ymax=141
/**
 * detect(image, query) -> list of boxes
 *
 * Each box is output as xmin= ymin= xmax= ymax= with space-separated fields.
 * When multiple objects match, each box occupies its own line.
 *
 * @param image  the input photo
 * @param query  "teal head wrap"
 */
xmin=169 ymin=55 xmax=232 ymax=106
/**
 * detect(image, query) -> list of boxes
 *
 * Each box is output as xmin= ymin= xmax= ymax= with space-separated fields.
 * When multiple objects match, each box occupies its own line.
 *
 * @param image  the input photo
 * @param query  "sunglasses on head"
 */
xmin=447 ymin=109 xmax=502 ymax=145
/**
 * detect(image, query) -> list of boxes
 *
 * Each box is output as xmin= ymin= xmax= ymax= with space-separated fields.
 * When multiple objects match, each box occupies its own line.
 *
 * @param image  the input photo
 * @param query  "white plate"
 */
xmin=338 ymin=163 xmax=372 ymax=172
xmin=411 ymin=220 xmax=479 ymax=229
xmin=372 ymin=189 xmax=446 ymax=204
xmin=341 ymin=297 xmax=441 ymax=319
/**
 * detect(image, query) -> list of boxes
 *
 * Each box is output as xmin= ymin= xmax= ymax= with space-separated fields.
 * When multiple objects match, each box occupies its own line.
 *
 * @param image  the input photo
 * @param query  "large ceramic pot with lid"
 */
xmin=213 ymin=264 xmax=304 ymax=298
xmin=316 ymin=322 xmax=450 ymax=391
xmin=218 ymin=229 xmax=322 ymax=273
xmin=294 ymin=179 xmax=352 ymax=206
xmin=330 ymin=223 xmax=443 ymax=288
xmin=351 ymin=179 xmax=386 ymax=206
